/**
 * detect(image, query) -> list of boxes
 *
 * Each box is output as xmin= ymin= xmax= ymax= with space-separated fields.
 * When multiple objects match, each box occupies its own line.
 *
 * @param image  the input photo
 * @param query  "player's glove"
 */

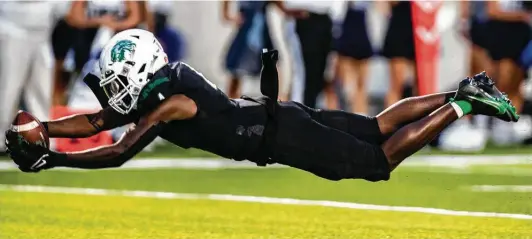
xmin=4 ymin=130 xmax=55 ymax=173
xmin=261 ymin=49 xmax=278 ymax=67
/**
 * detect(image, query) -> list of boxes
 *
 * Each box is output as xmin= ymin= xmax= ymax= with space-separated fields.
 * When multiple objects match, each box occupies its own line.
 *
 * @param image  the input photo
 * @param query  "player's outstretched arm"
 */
xmin=40 ymin=95 xmax=197 ymax=170
xmin=52 ymin=117 xmax=163 ymax=169
xmin=44 ymin=107 xmax=134 ymax=138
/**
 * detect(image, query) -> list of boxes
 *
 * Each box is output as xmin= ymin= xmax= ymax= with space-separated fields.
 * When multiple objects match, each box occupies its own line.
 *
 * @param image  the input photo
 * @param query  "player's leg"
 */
xmin=375 ymin=91 xmax=455 ymax=135
xmin=295 ymin=91 xmax=455 ymax=144
xmin=273 ymin=85 xmax=513 ymax=181
xmin=381 ymin=103 xmax=462 ymax=170
xmin=381 ymin=75 xmax=517 ymax=170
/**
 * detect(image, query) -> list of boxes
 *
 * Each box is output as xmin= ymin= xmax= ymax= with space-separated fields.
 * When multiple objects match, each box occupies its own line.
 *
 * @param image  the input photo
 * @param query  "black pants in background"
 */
xmin=295 ymin=13 xmax=333 ymax=108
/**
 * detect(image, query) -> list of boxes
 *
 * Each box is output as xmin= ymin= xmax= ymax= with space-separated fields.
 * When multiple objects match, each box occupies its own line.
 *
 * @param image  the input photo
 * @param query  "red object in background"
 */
xmin=411 ymin=1 xmax=441 ymax=95
xmin=51 ymin=106 xmax=113 ymax=152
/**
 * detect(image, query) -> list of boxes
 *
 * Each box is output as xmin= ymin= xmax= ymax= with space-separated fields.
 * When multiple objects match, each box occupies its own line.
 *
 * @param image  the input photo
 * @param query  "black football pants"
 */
xmin=271 ymin=101 xmax=390 ymax=182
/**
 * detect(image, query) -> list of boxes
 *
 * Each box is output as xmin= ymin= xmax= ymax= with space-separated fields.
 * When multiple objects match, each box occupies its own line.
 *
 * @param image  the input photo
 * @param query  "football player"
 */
xmin=5 ymin=29 xmax=519 ymax=182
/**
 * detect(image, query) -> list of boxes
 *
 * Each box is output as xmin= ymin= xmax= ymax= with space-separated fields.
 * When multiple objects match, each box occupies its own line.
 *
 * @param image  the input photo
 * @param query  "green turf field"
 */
xmin=2 ymin=191 xmax=531 ymax=239
xmin=1 ymin=153 xmax=532 ymax=239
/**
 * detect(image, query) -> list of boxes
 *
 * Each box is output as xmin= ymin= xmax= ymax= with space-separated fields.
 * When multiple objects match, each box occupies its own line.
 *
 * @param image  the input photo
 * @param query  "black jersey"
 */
xmin=85 ymin=62 xmax=269 ymax=160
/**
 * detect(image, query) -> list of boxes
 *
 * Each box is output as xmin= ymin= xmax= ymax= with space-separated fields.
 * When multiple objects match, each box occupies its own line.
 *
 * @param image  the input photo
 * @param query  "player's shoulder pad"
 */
xmin=137 ymin=74 xmax=173 ymax=114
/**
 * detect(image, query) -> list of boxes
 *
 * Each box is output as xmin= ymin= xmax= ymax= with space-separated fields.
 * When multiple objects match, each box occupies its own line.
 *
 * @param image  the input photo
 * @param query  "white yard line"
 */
xmin=0 ymin=155 xmax=531 ymax=171
xmin=1 ymin=184 xmax=531 ymax=220
xmin=469 ymin=185 xmax=532 ymax=193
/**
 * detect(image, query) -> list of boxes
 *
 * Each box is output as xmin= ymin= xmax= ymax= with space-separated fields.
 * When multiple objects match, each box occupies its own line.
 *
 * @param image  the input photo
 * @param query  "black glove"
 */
xmin=261 ymin=49 xmax=279 ymax=67
xmin=5 ymin=130 xmax=55 ymax=173
xmin=260 ymin=49 xmax=280 ymax=104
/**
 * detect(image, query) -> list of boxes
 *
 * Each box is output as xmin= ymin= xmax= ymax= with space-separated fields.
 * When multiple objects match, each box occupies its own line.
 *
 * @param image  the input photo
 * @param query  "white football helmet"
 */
xmin=99 ymin=29 xmax=168 ymax=114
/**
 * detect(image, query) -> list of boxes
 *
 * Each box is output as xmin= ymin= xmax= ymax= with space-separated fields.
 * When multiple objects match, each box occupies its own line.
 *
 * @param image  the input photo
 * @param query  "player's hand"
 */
xmin=4 ymin=129 xmax=21 ymax=158
xmin=5 ymin=131 xmax=53 ymax=173
xmin=261 ymin=49 xmax=279 ymax=66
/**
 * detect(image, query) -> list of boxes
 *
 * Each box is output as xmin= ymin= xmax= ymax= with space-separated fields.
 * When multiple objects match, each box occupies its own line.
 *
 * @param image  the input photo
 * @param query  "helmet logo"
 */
xmin=111 ymin=40 xmax=136 ymax=62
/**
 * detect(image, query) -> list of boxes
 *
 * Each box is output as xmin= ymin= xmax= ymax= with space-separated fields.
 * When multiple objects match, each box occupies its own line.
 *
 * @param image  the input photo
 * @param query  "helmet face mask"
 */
xmin=99 ymin=29 xmax=168 ymax=114
xmin=101 ymin=72 xmax=141 ymax=115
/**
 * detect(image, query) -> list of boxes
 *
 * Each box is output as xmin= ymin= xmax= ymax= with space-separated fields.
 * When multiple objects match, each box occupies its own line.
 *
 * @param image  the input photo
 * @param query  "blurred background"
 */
xmin=2 ymin=0 xmax=532 ymax=154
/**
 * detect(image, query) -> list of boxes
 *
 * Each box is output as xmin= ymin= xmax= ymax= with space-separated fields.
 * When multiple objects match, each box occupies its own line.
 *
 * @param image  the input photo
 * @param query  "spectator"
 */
xmin=139 ymin=1 xmax=155 ymax=32
xmin=222 ymin=1 xmax=275 ymax=99
xmin=322 ymin=53 xmax=349 ymax=111
xmin=282 ymin=0 xmax=335 ymax=108
xmin=0 ymin=1 xmax=59 ymax=153
xmin=333 ymin=1 xmax=373 ymax=114
xmin=68 ymin=1 xmax=152 ymax=111
xmin=381 ymin=1 xmax=416 ymax=107
xmin=148 ymin=0 xmax=186 ymax=62
xmin=460 ymin=1 xmax=492 ymax=78
xmin=57 ymin=0 xmax=141 ymax=105
xmin=51 ymin=1 xmax=78 ymax=106
xmin=283 ymin=15 xmax=305 ymax=104
xmin=453 ymin=1 xmax=492 ymax=147
xmin=486 ymin=1 xmax=531 ymax=113
xmin=279 ymin=3 xmax=309 ymax=104
xmin=485 ymin=1 xmax=531 ymax=145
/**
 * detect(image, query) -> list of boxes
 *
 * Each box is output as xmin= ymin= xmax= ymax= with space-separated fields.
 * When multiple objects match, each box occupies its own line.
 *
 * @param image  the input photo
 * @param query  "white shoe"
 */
xmin=491 ymin=119 xmax=520 ymax=146
xmin=439 ymin=119 xmax=487 ymax=152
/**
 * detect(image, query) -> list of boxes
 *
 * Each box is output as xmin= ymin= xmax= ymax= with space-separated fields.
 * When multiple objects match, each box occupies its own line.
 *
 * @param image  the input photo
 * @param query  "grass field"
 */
xmin=1 ymin=151 xmax=532 ymax=238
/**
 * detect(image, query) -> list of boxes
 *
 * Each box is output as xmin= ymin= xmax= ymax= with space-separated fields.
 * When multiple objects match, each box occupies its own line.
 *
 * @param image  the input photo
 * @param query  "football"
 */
xmin=10 ymin=111 xmax=49 ymax=149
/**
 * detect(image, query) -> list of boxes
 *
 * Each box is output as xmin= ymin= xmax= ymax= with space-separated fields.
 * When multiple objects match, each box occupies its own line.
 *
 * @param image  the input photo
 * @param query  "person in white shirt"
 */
xmin=53 ymin=0 xmax=142 ymax=106
xmin=486 ymin=0 xmax=531 ymax=113
xmin=0 ymin=1 xmax=61 ymax=153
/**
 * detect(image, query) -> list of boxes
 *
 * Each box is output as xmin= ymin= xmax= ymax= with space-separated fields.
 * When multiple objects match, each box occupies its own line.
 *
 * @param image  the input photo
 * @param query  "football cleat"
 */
xmin=471 ymin=72 xmax=519 ymax=122
xmin=500 ymin=93 xmax=519 ymax=122
xmin=454 ymin=76 xmax=518 ymax=122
